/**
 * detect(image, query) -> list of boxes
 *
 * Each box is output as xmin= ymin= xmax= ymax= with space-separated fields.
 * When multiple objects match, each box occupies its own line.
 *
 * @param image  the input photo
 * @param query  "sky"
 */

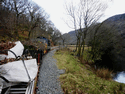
xmin=32 ymin=0 xmax=125 ymax=34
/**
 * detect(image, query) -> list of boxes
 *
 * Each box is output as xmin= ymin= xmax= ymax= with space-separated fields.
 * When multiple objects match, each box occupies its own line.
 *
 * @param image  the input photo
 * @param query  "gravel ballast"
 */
xmin=37 ymin=49 xmax=64 ymax=94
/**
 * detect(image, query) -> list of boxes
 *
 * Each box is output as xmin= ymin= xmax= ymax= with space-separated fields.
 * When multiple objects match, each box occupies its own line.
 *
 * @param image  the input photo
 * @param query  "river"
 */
xmin=114 ymin=71 xmax=125 ymax=84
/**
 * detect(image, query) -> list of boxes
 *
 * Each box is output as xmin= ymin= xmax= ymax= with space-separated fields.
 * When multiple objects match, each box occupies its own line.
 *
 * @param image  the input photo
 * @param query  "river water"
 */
xmin=114 ymin=71 xmax=125 ymax=84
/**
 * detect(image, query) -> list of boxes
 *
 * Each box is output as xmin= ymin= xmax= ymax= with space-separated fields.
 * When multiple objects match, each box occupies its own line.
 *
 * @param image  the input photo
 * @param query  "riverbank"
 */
xmin=54 ymin=49 xmax=125 ymax=94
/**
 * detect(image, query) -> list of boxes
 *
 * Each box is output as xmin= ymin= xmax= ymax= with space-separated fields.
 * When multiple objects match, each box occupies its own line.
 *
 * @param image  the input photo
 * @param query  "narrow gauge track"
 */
xmin=2 ymin=82 xmax=34 ymax=94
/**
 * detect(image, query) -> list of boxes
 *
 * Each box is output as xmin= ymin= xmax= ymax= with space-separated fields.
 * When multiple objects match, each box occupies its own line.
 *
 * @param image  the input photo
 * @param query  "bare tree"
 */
xmin=0 ymin=0 xmax=29 ymax=39
xmin=80 ymin=0 xmax=107 ymax=57
xmin=60 ymin=33 xmax=70 ymax=46
xmin=0 ymin=1 xmax=16 ymax=37
xmin=27 ymin=1 xmax=46 ymax=38
xmin=51 ymin=28 xmax=61 ymax=45
xmin=8 ymin=0 xmax=28 ymax=36
xmin=65 ymin=2 xmax=82 ymax=56
xmin=11 ymin=0 xmax=28 ymax=24
xmin=65 ymin=0 xmax=107 ymax=58
xmin=0 ymin=0 xmax=59 ymax=41
xmin=45 ymin=21 xmax=55 ymax=35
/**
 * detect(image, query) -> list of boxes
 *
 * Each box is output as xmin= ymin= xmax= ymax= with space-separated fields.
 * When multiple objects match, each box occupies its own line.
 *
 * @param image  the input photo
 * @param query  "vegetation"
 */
xmin=87 ymin=23 xmax=123 ymax=70
xmin=0 ymin=0 xmax=61 ymax=45
xmin=65 ymin=0 xmax=108 ymax=58
xmin=95 ymin=68 xmax=113 ymax=80
xmin=54 ymin=48 xmax=125 ymax=94
xmin=64 ymin=0 xmax=124 ymax=72
xmin=0 ymin=42 xmax=15 ymax=51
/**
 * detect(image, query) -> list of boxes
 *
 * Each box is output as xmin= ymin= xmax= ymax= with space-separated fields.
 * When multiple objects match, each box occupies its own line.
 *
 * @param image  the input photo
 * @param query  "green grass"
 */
xmin=67 ymin=45 xmax=93 ymax=62
xmin=54 ymin=48 xmax=125 ymax=94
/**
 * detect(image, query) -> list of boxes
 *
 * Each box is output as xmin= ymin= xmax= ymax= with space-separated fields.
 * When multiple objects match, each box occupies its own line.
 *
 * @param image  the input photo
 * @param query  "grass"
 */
xmin=67 ymin=45 xmax=93 ymax=63
xmin=54 ymin=48 xmax=125 ymax=94
xmin=95 ymin=68 xmax=113 ymax=80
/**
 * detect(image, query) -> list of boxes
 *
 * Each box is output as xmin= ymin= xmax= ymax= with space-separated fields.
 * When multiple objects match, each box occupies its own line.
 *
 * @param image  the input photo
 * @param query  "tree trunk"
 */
xmin=81 ymin=40 xmax=85 ymax=56
xmin=28 ymin=30 xmax=31 ymax=38
xmin=75 ymin=38 xmax=78 ymax=51
xmin=77 ymin=38 xmax=81 ymax=57
xmin=63 ymin=40 xmax=64 ymax=46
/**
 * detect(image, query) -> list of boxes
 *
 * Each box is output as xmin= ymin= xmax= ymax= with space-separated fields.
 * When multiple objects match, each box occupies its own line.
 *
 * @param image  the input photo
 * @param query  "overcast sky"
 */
xmin=32 ymin=0 xmax=125 ymax=34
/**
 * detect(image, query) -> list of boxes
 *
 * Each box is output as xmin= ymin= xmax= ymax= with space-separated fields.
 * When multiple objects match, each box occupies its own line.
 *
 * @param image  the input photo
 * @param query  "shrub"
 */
xmin=96 ymin=68 xmax=112 ymax=80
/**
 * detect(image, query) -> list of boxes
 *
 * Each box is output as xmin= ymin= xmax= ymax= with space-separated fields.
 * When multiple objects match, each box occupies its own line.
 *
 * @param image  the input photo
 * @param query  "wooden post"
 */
xmin=38 ymin=53 xmax=40 ymax=63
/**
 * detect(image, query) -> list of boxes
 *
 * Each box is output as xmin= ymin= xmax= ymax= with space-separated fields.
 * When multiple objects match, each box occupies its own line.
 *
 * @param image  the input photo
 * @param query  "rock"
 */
xmin=57 ymin=69 xmax=65 ymax=75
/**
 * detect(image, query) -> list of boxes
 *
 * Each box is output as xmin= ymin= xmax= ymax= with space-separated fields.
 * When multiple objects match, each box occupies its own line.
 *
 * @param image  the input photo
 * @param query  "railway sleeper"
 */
xmin=3 ymin=83 xmax=28 ymax=94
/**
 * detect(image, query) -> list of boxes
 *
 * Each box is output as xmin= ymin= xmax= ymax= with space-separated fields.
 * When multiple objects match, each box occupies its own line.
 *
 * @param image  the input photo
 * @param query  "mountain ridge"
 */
xmin=65 ymin=13 xmax=125 ymax=44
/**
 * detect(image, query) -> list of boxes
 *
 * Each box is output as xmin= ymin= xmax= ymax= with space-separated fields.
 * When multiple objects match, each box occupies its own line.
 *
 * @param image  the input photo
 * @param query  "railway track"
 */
xmin=2 ymin=81 xmax=35 ymax=94
xmin=3 ymin=83 xmax=28 ymax=94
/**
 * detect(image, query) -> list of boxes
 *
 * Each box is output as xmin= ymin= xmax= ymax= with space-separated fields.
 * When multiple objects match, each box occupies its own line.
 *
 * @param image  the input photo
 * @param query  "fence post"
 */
xmin=38 ymin=53 xmax=40 ymax=63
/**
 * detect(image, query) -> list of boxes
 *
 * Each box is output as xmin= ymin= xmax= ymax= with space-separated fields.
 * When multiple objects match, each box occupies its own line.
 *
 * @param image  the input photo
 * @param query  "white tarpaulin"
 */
xmin=0 ymin=59 xmax=38 ymax=82
xmin=7 ymin=41 xmax=24 ymax=58
xmin=0 ymin=54 xmax=7 ymax=60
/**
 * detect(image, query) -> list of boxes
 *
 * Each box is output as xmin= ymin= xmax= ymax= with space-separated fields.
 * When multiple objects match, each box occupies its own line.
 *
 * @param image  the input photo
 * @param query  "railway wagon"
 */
xmin=0 ymin=38 xmax=51 ymax=94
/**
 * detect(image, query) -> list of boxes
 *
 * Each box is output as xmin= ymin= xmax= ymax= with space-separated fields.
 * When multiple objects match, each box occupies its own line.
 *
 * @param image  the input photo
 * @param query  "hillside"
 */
xmin=104 ymin=13 xmax=125 ymax=22
xmin=65 ymin=13 xmax=125 ymax=45
xmin=103 ymin=13 xmax=125 ymax=39
xmin=99 ymin=13 xmax=125 ymax=71
xmin=68 ymin=30 xmax=77 ymax=45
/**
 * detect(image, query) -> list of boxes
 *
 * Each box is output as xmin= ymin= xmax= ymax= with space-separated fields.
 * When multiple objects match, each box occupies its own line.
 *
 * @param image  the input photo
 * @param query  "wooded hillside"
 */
xmin=0 ymin=0 xmax=61 ymax=45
